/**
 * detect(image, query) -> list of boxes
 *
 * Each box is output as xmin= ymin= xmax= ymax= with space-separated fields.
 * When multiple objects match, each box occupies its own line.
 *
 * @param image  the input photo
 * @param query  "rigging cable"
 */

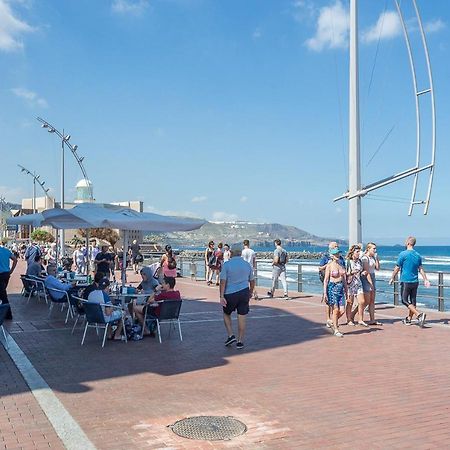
xmin=365 ymin=123 xmax=396 ymax=167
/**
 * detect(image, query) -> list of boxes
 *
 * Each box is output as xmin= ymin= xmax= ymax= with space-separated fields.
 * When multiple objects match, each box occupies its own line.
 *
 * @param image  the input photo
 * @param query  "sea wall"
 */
xmin=178 ymin=250 xmax=323 ymax=260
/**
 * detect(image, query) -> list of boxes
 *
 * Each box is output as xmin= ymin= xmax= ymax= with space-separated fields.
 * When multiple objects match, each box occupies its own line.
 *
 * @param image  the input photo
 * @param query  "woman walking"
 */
xmin=346 ymin=245 xmax=368 ymax=327
xmin=323 ymin=248 xmax=348 ymax=337
xmin=160 ymin=245 xmax=177 ymax=279
xmin=361 ymin=242 xmax=382 ymax=326
xmin=205 ymin=241 xmax=215 ymax=286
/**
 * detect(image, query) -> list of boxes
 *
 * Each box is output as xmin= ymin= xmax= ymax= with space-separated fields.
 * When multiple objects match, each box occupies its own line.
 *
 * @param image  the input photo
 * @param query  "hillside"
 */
xmin=149 ymin=221 xmax=346 ymax=248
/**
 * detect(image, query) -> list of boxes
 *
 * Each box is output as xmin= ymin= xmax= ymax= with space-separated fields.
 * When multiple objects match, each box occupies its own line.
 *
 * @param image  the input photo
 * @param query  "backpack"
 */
xmin=167 ymin=255 xmax=177 ymax=270
xmin=208 ymin=253 xmax=217 ymax=267
xmin=278 ymin=250 xmax=287 ymax=265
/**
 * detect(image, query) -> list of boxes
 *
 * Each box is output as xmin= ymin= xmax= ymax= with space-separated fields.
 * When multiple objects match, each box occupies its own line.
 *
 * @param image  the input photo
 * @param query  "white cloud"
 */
xmin=112 ymin=0 xmax=149 ymax=16
xmin=424 ymin=19 xmax=445 ymax=34
xmin=211 ymin=211 xmax=239 ymax=222
xmin=362 ymin=10 xmax=401 ymax=44
xmin=292 ymin=0 xmax=315 ymax=23
xmin=0 ymin=185 xmax=27 ymax=203
xmin=145 ymin=205 xmax=199 ymax=218
xmin=11 ymin=87 xmax=48 ymax=108
xmin=252 ymin=28 xmax=261 ymax=40
xmin=191 ymin=195 xmax=207 ymax=203
xmin=240 ymin=196 xmax=248 ymax=203
xmin=0 ymin=0 xmax=34 ymax=52
xmin=305 ymin=0 xmax=349 ymax=52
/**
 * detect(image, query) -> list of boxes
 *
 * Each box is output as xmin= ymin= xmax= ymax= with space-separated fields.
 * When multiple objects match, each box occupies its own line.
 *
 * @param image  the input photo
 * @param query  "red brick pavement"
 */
xmin=2 ymin=260 xmax=450 ymax=449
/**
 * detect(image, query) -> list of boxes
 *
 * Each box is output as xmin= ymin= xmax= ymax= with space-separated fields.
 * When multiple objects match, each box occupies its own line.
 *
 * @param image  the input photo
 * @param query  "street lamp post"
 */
xmin=37 ymin=117 xmax=93 ymax=257
xmin=18 ymin=165 xmax=50 ymax=235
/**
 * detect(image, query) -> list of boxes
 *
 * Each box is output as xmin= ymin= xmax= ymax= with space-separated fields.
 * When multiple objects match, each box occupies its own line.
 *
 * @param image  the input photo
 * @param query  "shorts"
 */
xmin=223 ymin=288 xmax=250 ymax=316
xmin=401 ymin=282 xmax=419 ymax=307
xmin=327 ymin=282 xmax=345 ymax=308
xmin=104 ymin=309 xmax=122 ymax=323
xmin=361 ymin=274 xmax=376 ymax=293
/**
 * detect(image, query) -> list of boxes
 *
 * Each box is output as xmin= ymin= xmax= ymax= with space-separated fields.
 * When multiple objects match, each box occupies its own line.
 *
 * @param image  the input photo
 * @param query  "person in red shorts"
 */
xmin=133 ymin=276 xmax=181 ymax=336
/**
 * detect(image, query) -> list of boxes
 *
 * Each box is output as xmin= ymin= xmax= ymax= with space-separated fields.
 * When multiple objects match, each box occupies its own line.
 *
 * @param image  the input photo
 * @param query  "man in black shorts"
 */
xmin=219 ymin=243 xmax=255 ymax=349
xmin=389 ymin=236 xmax=430 ymax=327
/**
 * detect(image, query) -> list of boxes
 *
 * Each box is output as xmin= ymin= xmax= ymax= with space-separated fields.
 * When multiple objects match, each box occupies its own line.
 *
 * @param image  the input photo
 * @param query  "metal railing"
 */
xmin=175 ymin=257 xmax=450 ymax=312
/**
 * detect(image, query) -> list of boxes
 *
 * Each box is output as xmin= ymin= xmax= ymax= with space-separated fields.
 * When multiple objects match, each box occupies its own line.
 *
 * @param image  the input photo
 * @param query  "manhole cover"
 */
xmin=170 ymin=415 xmax=247 ymax=441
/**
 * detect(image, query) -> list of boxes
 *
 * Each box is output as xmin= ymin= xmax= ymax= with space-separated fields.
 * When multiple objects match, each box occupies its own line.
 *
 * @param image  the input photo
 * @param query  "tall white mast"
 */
xmin=348 ymin=0 xmax=362 ymax=245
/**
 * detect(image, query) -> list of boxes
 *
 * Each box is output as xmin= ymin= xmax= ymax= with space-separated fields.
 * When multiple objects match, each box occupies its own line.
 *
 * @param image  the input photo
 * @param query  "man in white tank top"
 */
xmin=241 ymin=240 xmax=258 ymax=300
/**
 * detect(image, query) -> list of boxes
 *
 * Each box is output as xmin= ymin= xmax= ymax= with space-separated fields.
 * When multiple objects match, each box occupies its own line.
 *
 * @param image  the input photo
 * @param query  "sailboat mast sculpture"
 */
xmin=336 ymin=0 xmax=436 ymax=245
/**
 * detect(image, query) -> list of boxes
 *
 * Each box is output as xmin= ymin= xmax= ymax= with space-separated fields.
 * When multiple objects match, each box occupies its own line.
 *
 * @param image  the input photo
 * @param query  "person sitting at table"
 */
xmin=44 ymin=274 xmax=78 ymax=301
xmin=133 ymin=276 xmax=181 ymax=336
xmin=88 ymin=278 xmax=124 ymax=340
xmin=82 ymin=271 xmax=105 ymax=299
xmin=94 ymin=245 xmax=113 ymax=279
xmin=137 ymin=266 xmax=160 ymax=295
xmin=26 ymin=254 xmax=45 ymax=278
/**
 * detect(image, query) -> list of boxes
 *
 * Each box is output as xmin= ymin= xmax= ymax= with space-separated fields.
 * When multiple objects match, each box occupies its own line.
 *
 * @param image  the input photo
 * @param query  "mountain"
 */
xmin=150 ymin=221 xmax=346 ymax=248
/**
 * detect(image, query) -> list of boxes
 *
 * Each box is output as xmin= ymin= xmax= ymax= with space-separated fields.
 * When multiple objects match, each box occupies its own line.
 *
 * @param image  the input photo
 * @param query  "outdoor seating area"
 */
xmin=18 ymin=269 xmax=184 ymax=347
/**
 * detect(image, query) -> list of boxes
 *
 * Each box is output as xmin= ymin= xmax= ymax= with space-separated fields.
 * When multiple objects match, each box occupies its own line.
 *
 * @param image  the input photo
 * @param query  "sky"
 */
xmin=0 ymin=0 xmax=449 ymax=244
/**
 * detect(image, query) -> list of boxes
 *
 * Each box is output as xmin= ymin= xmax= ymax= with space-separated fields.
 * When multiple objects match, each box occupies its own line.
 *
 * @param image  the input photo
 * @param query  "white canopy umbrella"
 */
xmin=40 ymin=203 xmax=206 ymax=284
xmin=7 ymin=213 xmax=45 ymax=227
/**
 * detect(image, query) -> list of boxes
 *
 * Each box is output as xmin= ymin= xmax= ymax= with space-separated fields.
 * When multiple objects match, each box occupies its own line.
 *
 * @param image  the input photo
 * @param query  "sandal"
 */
xmin=358 ymin=321 xmax=369 ymax=327
xmin=368 ymin=321 xmax=383 ymax=326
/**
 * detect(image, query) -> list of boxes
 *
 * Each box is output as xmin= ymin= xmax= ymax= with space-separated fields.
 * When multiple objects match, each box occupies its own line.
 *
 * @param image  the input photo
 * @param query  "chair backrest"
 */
xmin=158 ymin=300 xmax=182 ymax=321
xmin=70 ymin=296 xmax=86 ymax=315
xmin=83 ymin=302 xmax=106 ymax=324
xmin=21 ymin=275 xmax=34 ymax=292
xmin=0 ymin=304 xmax=11 ymax=325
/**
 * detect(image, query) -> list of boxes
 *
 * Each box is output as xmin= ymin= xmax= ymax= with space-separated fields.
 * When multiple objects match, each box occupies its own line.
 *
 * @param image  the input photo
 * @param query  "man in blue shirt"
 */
xmin=0 ymin=239 xmax=18 ymax=320
xmin=389 ymin=236 xmax=430 ymax=327
xmin=219 ymin=243 xmax=255 ymax=349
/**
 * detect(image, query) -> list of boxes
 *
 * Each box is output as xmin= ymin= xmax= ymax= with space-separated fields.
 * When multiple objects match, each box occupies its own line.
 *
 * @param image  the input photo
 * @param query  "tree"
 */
xmin=78 ymin=228 xmax=120 ymax=248
xmin=31 ymin=229 xmax=55 ymax=243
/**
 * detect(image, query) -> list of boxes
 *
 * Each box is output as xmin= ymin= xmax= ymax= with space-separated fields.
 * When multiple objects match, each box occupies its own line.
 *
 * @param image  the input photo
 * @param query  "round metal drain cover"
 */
xmin=170 ymin=416 xmax=247 ymax=441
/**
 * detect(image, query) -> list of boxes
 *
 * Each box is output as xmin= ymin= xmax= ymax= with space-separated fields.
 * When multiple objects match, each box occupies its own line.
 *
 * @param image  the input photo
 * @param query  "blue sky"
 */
xmin=0 ymin=0 xmax=449 ymax=244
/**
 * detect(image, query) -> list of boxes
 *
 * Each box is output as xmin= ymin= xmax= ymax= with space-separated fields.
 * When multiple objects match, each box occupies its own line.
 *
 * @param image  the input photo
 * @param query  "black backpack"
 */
xmin=278 ymin=250 xmax=287 ymax=265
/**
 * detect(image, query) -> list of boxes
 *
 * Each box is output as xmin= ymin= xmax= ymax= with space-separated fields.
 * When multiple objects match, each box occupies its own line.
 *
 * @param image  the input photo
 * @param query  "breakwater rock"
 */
xmin=178 ymin=250 xmax=323 ymax=260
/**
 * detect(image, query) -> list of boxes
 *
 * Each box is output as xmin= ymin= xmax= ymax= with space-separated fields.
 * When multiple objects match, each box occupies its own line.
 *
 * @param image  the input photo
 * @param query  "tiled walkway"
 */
xmin=2 ymin=261 xmax=450 ymax=449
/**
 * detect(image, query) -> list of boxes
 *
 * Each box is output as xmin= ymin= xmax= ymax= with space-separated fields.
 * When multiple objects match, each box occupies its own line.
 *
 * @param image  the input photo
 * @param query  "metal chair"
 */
xmin=155 ymin=300 xmax=183 ymax=343
xmin=27 ymin=276 xmax=48 ymax=304
xmin=0 ymin=304 xmax=11 ymax=349
xmin=81 ymin=301 xmax=127 ymax=348
xmin=46 ymin=287 xmax=74 ymax=323
xmin=20 ymin=274 xmax=33 ymax=297
xmin=69 ymin=296 xmax=87 ymax=334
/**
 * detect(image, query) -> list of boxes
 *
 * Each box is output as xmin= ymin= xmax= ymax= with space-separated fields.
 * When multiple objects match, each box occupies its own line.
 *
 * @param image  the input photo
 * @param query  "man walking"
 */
xmin=267 ymin=239 xmax=288 ymax=299
xmin=0 ymin=238 xmax=18 ymax=320
xmin=219 ymin=243 xmax=255 ymax=349
xmin=389 ymin=236 xmax=430 ymax=327
xmin=24 ymin=241 xmax=41 ymax=267
xmin=241 ymin=239 xmax=258 ymax=300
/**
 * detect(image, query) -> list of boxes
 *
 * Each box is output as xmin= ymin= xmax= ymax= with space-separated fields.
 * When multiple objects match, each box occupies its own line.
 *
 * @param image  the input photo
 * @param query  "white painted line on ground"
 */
xmin=2 ymin=333 xmax=96 ymax=450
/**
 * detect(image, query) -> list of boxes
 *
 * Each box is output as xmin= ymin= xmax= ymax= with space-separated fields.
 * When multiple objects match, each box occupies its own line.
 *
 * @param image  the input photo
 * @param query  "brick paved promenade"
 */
xmin=2 ymin=260 xmax=450 ymax=449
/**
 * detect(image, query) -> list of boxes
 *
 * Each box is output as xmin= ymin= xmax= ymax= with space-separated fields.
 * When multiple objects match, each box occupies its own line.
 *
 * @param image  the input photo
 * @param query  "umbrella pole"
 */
xmin=122 ymin=230 xmax=128 ymax=286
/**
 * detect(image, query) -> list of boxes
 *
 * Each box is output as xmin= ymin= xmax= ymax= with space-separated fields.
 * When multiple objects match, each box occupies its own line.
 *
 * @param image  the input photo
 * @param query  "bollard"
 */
xmin=438 ymin=272 xmax=444 ymax=312
xmin=297 ymin=264 xmax=303 ymax=293
xmin=393 ymin=273 xmax=399 ymax=305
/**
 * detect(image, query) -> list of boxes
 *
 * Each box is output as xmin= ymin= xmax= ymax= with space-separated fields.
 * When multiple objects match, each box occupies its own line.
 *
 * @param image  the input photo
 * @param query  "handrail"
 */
xmin=176 ymin=256 xmax=449 ymax=312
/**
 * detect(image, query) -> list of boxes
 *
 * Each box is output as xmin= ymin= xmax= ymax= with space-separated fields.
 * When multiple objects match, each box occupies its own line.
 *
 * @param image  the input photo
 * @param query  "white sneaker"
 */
xmin=334 ymin=330 xmax=344 ymax=338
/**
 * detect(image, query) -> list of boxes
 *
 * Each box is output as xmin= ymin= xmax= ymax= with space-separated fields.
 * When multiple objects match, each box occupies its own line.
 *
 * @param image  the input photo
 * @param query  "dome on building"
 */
xmin=76 ymin=179 xmax=92 ymax=188
xmin=74 ymin=179 xmax=94 ymax=203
